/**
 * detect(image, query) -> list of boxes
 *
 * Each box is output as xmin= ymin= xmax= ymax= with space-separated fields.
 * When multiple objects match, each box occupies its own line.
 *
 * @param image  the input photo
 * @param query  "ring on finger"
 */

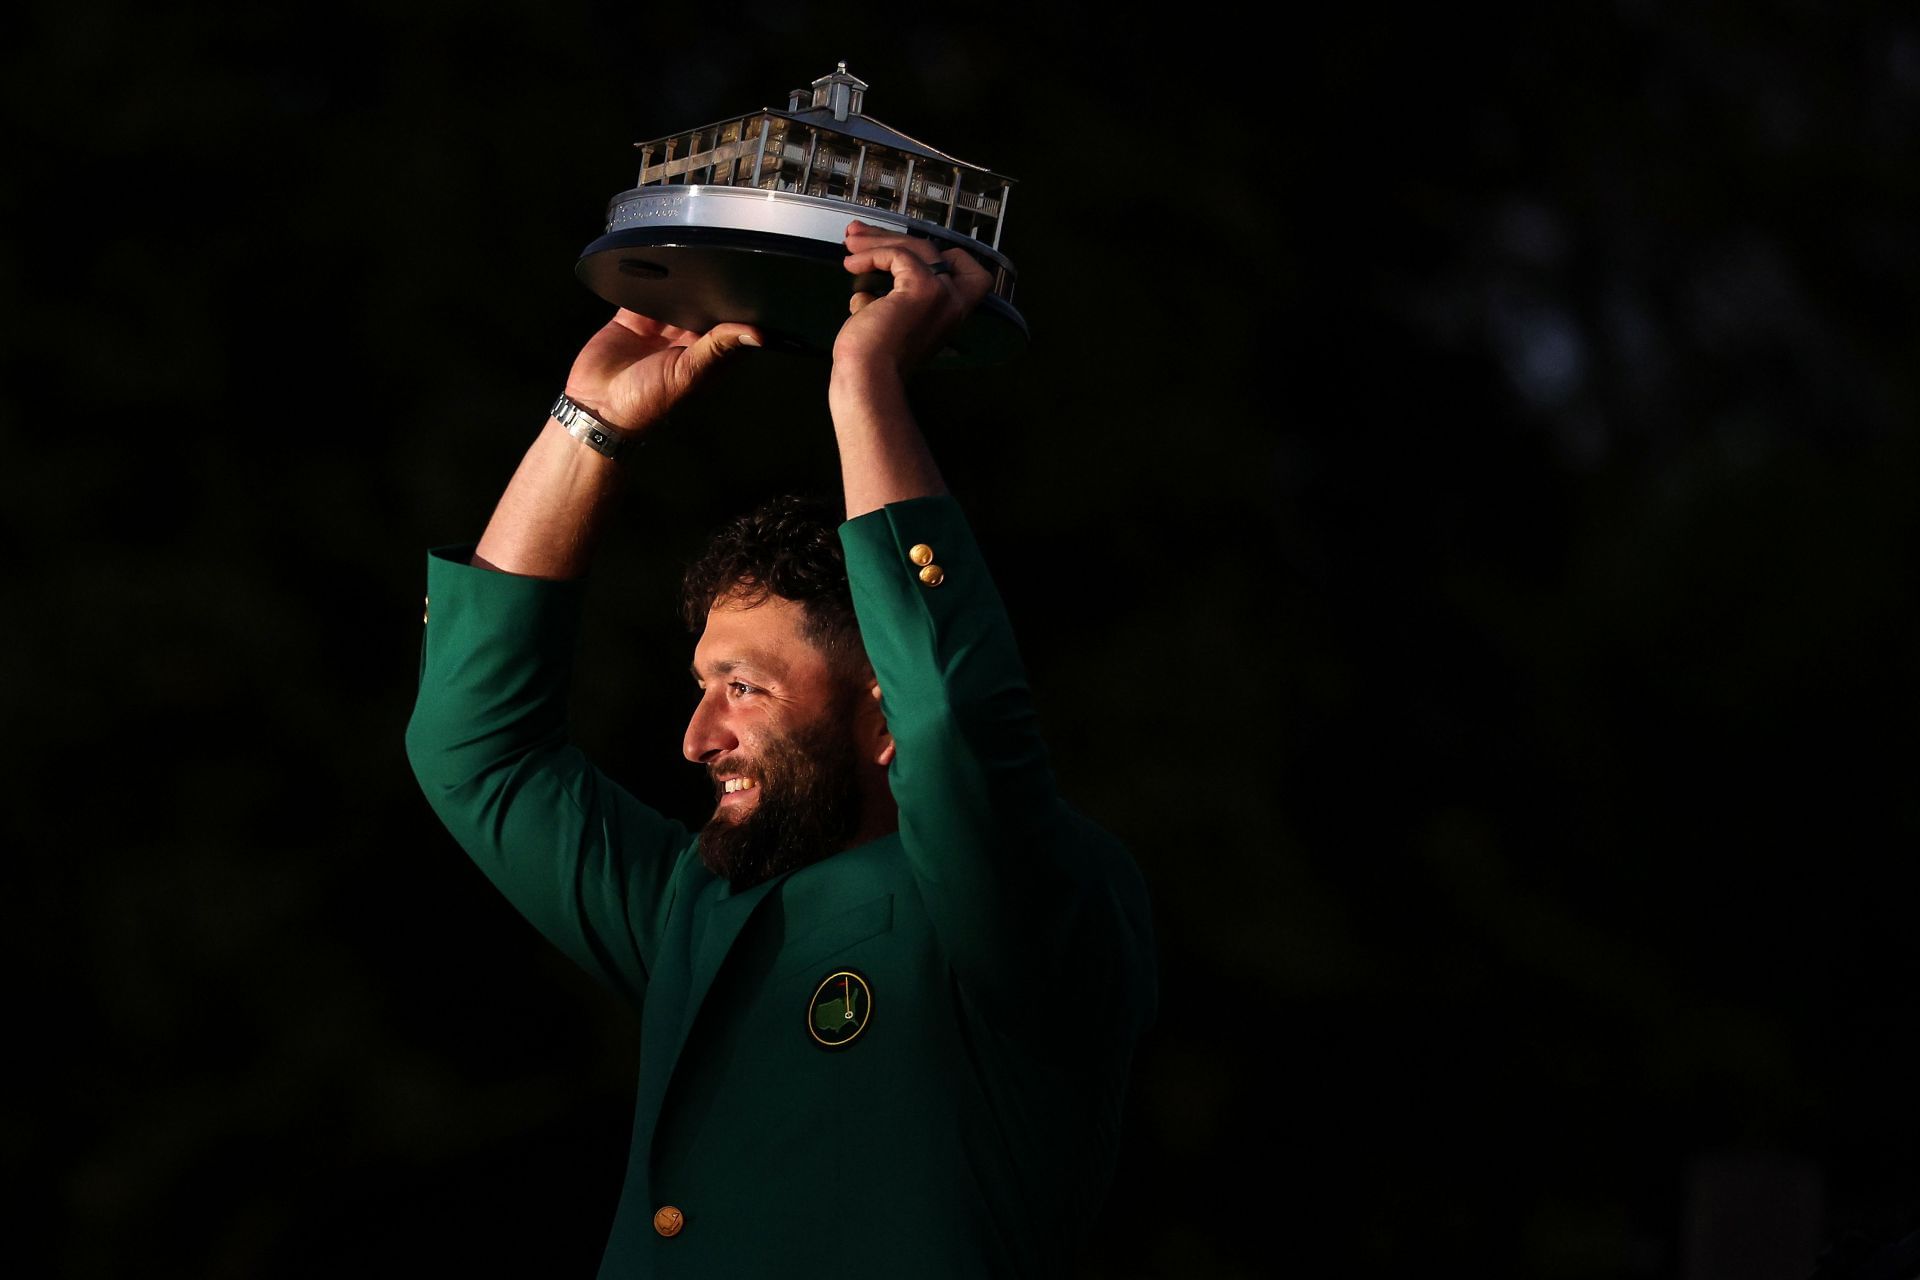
xmin=925 ymin=259 xmax=954 ymax=277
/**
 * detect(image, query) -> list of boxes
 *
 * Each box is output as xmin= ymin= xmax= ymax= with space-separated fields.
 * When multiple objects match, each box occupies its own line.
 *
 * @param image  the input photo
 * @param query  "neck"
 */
xmin=847 ymin=768 xmax=899 ymax=848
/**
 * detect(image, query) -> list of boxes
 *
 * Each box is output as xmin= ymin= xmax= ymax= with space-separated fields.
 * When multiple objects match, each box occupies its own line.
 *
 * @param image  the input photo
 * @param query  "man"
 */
xmin=406 ymin=222 xmax=1157 ymax=1276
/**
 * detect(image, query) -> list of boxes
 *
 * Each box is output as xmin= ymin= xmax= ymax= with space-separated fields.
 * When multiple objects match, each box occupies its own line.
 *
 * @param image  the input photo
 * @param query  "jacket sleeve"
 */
xmin=404 ymin=546 xmax=693 ymax=1007
xmin=840 ymin=498 xmax=1158 ymax=1046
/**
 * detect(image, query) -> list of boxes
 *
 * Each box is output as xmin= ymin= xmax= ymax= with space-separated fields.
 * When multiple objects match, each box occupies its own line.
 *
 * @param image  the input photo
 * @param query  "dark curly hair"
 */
xmin=680 ymin=495 xmax=868 ymax=680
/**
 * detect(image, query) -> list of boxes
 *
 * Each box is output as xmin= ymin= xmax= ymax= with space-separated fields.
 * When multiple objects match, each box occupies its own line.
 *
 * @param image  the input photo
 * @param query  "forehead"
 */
xmin=691 ymin=593 xmax=829 ymax=681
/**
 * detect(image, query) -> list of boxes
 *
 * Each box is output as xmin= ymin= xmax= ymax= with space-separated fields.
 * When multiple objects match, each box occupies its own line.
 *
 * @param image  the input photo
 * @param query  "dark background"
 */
xmin=8 ymin=2 xmax=1919 ymax=1276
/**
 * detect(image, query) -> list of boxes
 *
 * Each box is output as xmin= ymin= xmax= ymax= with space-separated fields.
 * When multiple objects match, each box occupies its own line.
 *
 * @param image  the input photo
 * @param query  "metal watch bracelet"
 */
xmin=550 ymin=393 xmax=631 ymax=460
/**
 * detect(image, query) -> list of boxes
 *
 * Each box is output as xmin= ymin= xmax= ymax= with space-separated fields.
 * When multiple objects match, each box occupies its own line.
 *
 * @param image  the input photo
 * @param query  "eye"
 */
xmin=728 ymin=680 xmax=760 ymax=698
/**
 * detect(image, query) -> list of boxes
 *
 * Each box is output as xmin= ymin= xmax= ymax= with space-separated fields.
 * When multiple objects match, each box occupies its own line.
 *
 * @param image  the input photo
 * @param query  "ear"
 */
xmin=862 ymin=681 xmax=895 ymax=768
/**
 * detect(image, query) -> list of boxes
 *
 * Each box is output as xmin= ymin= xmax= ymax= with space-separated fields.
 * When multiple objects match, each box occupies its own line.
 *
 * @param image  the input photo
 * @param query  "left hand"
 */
xmin=833 ymin=221 xmax=992 ymax=373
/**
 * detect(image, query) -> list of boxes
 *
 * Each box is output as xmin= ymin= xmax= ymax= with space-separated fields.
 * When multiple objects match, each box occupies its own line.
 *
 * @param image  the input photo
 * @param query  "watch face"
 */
xmin=807 ymin=969 xmax=873 ymax=1048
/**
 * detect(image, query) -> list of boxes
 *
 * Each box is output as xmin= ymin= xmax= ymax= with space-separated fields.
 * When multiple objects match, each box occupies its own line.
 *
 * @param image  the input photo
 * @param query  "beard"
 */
xmin=697 ymin=697 xmax=864 ymax=890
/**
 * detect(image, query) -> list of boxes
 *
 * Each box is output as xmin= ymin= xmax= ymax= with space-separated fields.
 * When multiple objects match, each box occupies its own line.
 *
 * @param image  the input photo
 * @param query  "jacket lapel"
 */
xmin=635 ymin=872 xmax=784 ymax=1141
xmin=679 ymin=875 xmax=782 ymax=1041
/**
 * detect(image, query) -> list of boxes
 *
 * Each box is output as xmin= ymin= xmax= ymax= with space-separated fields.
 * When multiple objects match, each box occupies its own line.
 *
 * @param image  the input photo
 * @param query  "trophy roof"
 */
xmin=638 ymin=107 xmax=1007 ymax=183
xmin=632 ymin=65 xmax=1013 ymax=186
xmin=760 ymin=106 xmax=1001 ymax=178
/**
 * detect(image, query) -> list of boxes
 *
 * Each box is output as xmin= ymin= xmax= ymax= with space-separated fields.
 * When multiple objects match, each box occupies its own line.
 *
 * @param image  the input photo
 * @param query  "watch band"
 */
xmin=550 ymin=393 xmax=631 ymax=459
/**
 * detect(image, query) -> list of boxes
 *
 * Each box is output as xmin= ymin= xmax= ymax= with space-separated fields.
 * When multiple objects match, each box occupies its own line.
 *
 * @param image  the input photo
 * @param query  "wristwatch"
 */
xmin=550 ymin=393 xmax=631 ymax=459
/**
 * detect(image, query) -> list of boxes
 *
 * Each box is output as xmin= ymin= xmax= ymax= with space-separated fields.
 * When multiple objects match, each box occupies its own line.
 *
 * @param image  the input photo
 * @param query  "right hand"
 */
xmin=564 ymin=310 xmax=762 ymax=434
xmin=834 ymin=222 xmax=990 ymax=376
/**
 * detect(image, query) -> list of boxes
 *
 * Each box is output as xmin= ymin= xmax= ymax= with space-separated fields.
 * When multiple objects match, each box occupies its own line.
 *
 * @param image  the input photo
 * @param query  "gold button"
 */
xmin=653 ymin=1205 xmax=684 ymax=1237
xmin=918 ymin=564 xmax=945 ymax=587
xmin=908 ymin=543 xmax=935 ymax=567
xmin=422 ymin=596 xmax=429 ymax=623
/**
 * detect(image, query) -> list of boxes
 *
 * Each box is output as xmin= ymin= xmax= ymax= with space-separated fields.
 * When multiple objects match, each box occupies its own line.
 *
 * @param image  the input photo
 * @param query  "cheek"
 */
xmin=732 ymin=720 xmax=789 ymax=773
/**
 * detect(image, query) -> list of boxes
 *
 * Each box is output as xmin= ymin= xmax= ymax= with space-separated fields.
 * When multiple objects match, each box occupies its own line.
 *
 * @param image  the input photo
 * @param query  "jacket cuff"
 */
xmin=422 ymin=544 xmax=589 ymax=676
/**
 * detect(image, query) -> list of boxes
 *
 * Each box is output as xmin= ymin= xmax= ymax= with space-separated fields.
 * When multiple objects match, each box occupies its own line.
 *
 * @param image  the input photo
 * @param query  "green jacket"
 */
xmin=406 ymin=496 xmax=1158 ymax=1277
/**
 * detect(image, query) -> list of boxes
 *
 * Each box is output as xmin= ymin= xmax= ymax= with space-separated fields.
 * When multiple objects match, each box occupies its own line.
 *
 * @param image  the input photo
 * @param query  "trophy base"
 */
xmin=576 ymin=225 xmax=1028 ymax=367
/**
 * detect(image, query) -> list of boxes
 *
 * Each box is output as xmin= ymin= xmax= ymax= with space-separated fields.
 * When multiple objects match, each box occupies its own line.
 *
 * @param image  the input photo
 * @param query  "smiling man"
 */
xmin=679 ymin=500 xmax=896 ymax=888
xmin=406 ymin=223 xmax=1158 ymax=1277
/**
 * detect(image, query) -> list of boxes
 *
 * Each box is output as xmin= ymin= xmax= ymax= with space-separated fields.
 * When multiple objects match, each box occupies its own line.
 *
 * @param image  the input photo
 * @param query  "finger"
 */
xmin=940 ymin=248 xmax=992 ymax=307
xmin=611 ymin=309 xmax=711 ymax=348
xmin=842 ymin=243 xmax=947 ymax=286
xmin=940 ymin=246 xmax=987 ymax=280
xmin=843 ymin=224 xmax=942 ymax=267
xmin=924 ymin=250 xmax=966 ymax=294
xmin=844 ymin=219 xmax=907 ymax=241
xmin=611 ymin=308 xmax=671 ymax=337
xmin=842 ymin=244 xmax=941 ymax=272
xmin=678 ymin=322 xmax=764 ymax=384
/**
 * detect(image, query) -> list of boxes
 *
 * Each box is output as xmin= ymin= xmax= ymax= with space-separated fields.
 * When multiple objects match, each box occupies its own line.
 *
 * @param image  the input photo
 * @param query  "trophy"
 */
xmin=576 ymin=63 xmax=1027 ymax=365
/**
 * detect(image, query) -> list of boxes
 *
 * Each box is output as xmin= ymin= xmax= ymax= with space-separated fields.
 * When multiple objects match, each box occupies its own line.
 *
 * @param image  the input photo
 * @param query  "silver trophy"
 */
xmin=576 ymin=63 xmax=1027 ymax=365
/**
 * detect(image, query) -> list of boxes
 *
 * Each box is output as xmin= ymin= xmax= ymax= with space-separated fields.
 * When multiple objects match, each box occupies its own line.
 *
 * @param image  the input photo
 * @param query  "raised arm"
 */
xmin=474 ymin=311 xmax=761 ymax=577
xmin=406 ymin=311 xmax=761 ymax=1003
xmin=827 ymin=222 xmax=983 ymax=514
xmin=827 ymin=225 xmax=1157 ymax=1042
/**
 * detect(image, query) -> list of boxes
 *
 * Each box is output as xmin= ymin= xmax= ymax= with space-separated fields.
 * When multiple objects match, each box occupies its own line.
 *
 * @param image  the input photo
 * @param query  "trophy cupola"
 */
xmin=811 ymin=62 xmax=867 ymax=121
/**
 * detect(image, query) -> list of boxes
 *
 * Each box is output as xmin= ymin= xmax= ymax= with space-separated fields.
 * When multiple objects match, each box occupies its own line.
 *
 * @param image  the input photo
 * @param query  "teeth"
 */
xmin=723 ymin=778 xmax=756 ymax=794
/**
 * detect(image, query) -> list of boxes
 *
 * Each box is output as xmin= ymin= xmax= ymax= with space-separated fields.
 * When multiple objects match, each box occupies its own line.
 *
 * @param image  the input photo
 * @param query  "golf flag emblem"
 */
xmin=808 ymin=969 xmax=873 ymax=1048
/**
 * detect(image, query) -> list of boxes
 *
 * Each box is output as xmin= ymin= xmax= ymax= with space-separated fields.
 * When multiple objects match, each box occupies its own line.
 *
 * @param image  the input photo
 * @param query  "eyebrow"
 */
xmin=689 ymin=656 xmax=786 ymax=683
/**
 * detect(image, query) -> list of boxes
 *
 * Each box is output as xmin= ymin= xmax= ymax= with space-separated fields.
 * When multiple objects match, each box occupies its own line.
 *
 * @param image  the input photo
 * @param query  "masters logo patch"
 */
xmin=807 ymin=969 xmax=873 ymax=1049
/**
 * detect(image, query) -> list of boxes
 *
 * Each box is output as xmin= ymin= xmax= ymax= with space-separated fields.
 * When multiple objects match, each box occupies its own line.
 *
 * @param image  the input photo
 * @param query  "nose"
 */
xmin=683 ymin=687 xmax=737 ymax=764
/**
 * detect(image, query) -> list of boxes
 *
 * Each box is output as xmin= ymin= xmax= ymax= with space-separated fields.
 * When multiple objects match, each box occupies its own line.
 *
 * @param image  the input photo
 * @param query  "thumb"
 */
xmin=679 ymin=322 xmax=765 ymax=386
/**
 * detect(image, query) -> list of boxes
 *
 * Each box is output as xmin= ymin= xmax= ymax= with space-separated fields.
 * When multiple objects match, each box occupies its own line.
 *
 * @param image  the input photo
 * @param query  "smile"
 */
xmin=722 ymin=778 xmax=757 ymax=794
